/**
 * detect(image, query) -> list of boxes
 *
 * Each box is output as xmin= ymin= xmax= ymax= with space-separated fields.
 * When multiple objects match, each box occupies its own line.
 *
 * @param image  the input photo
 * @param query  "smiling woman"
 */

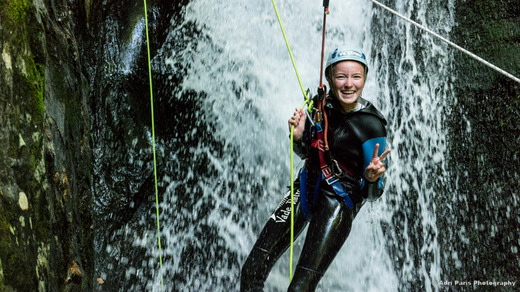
xmin=241 ymin=46 xmax=391 ymax=291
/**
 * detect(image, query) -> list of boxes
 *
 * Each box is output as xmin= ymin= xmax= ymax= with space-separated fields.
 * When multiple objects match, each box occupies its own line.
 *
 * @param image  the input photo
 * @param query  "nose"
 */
xmin=345 ymin=77 xmax=353 ymax=88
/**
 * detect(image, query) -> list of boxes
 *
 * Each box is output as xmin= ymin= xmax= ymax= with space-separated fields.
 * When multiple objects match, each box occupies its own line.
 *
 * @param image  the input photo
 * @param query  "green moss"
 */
xmin=1 ymin=0 xmax=45 ymax=125
xmin=11 ymin=59 xmax=46 ymax=127
xmin=9 ymin=0 xmax=28 ymax=22
xmin=30 ymin=62 xmax=46 ymax=125
xmin=0 ymin=0 xmax=29 ymax=44
xmin=3 ymin=0 xmax=28 ymax=20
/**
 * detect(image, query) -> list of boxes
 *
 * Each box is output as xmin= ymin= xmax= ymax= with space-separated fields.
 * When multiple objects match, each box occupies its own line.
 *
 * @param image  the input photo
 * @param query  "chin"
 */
xmin=339 ymin=97 xmax=359 ymax=104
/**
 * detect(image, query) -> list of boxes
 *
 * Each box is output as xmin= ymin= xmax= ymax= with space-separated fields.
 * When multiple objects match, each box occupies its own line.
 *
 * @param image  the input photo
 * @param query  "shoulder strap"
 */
xmin=310 ymin=122 xmax=354 ymax=208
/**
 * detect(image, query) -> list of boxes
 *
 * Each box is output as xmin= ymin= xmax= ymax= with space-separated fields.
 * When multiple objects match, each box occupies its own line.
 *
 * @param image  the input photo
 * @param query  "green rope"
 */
xmin=270 ymin=0 xmax=310 ymax=102
xmin=143 ymin=0 xmax=164 ymax=288
xmin=270 ymin=0 xmax=312 ymax=282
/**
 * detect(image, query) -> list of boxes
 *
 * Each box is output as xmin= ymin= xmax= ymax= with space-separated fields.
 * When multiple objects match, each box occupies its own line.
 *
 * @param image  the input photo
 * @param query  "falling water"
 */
xmin=371 ymin=0 xmax=455 ymax=290
xmin=110 ymin=0 xmax=456 ymax=291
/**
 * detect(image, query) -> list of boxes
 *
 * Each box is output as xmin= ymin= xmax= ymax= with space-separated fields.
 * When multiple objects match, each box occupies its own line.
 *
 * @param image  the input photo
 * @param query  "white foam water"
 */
xmin=131 ymin=0 xmax=455 ymax=290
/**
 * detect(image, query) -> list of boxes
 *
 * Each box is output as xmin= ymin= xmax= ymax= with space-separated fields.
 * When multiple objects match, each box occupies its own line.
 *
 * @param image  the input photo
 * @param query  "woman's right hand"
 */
xmin=288 ymin=107 xmax=306 ymax=141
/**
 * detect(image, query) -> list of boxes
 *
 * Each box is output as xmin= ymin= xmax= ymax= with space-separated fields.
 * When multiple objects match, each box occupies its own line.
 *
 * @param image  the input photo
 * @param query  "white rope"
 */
xmin=370 ymin=0 xmax=520 ymax=84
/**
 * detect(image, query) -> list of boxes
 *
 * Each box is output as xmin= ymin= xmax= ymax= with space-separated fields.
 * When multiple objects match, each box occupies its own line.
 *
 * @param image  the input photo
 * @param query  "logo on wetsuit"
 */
xmin=269 ymin=190 xmax=300 ymax=223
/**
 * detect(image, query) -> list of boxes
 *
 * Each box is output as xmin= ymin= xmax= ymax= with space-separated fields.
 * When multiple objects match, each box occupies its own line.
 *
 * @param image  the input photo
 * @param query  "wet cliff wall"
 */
xmin=446 ymin=0 xmax=520 ymax=285
xmin=0 ymin=0 xmax=188 ymax=290
xmin=0 ymin=0 xmax=92 ymax=291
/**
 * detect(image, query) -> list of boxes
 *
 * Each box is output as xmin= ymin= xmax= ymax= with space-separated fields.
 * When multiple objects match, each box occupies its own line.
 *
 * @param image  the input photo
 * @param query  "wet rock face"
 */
xmin=0 ymin=0 xmax=92 ymax=290
xmin=1 ymin=0 xmax=189 ymax=290
xmin=84 ymin=1 xmax=198 ymax=289
xmin=445 ymin=0 xmax=520 ymax=285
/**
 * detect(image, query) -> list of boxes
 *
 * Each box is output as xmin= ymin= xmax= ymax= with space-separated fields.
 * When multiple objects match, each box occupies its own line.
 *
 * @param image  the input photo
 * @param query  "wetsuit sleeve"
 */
xmin=293 ymin=139 xmax=307 ymax=159
xmin=293 ymin=116 xmax=313 ymax=159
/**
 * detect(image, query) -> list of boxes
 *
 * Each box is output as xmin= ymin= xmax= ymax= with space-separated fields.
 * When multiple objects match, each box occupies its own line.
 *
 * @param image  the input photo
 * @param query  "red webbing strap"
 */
xmin=318 ymin=1 xmax=330 ymax=150
xmin=319 ymin=2 xmax=329 ymax=87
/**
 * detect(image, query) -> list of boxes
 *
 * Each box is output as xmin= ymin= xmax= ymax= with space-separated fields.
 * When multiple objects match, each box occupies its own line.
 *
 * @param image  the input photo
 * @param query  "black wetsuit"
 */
xmin=241 ymin=97 xmax=388 ymax=291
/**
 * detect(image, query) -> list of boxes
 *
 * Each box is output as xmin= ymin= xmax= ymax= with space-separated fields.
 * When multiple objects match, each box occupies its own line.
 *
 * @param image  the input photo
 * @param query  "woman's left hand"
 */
xmin=365 ymin=143 xmax=391 ymax=183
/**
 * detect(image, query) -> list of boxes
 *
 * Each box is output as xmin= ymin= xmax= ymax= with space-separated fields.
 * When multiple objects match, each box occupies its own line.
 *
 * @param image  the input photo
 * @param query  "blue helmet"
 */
xmin=325 ymin=46 xmax=368 ymax=73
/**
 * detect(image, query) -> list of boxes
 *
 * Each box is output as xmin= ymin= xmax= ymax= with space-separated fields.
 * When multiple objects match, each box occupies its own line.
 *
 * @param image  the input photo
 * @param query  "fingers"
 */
xmin=288 ymin=107 xmax=306 ymax=141
xmin=366 ymin=145 xmax=391 ymax=182
xmin=372 ymin=143 xmax=380 ymax=160
xmin=379 ymin=148 xmax=391 ymax=161
xmin=288 ymin=115 xmax=300 ymax=127
xmin=365 ymin=163 xmax=386 ymax=182
xmin=293 ymin=107 xmax=304 ymax=119
xmin=372 ymin=144 xmax=391 ymax=162
xmin=288 ymin=108 xmax=305 ymax=126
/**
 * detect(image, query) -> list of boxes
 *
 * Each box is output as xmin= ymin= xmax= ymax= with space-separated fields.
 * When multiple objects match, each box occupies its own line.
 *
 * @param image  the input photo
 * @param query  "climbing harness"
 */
xmin=143 ymin=0 xmax=164 ymax=289
xmin=309 ymin=121 xmax=355 ymax=205
xmin=370 ymin=0 xmax=520 ymax=84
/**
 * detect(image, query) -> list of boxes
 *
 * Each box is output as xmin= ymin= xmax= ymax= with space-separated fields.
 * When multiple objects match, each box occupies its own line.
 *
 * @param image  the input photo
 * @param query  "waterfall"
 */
xmin=112 ymin=0 xmax=456 ymax=291
xmin=371 ymin=0 xmax=455 ymax=290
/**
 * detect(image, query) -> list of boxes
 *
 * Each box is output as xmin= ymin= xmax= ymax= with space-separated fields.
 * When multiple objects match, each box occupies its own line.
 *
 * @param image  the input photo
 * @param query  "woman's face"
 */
xmin=328 ymin=61 xmax=366 ymax=111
